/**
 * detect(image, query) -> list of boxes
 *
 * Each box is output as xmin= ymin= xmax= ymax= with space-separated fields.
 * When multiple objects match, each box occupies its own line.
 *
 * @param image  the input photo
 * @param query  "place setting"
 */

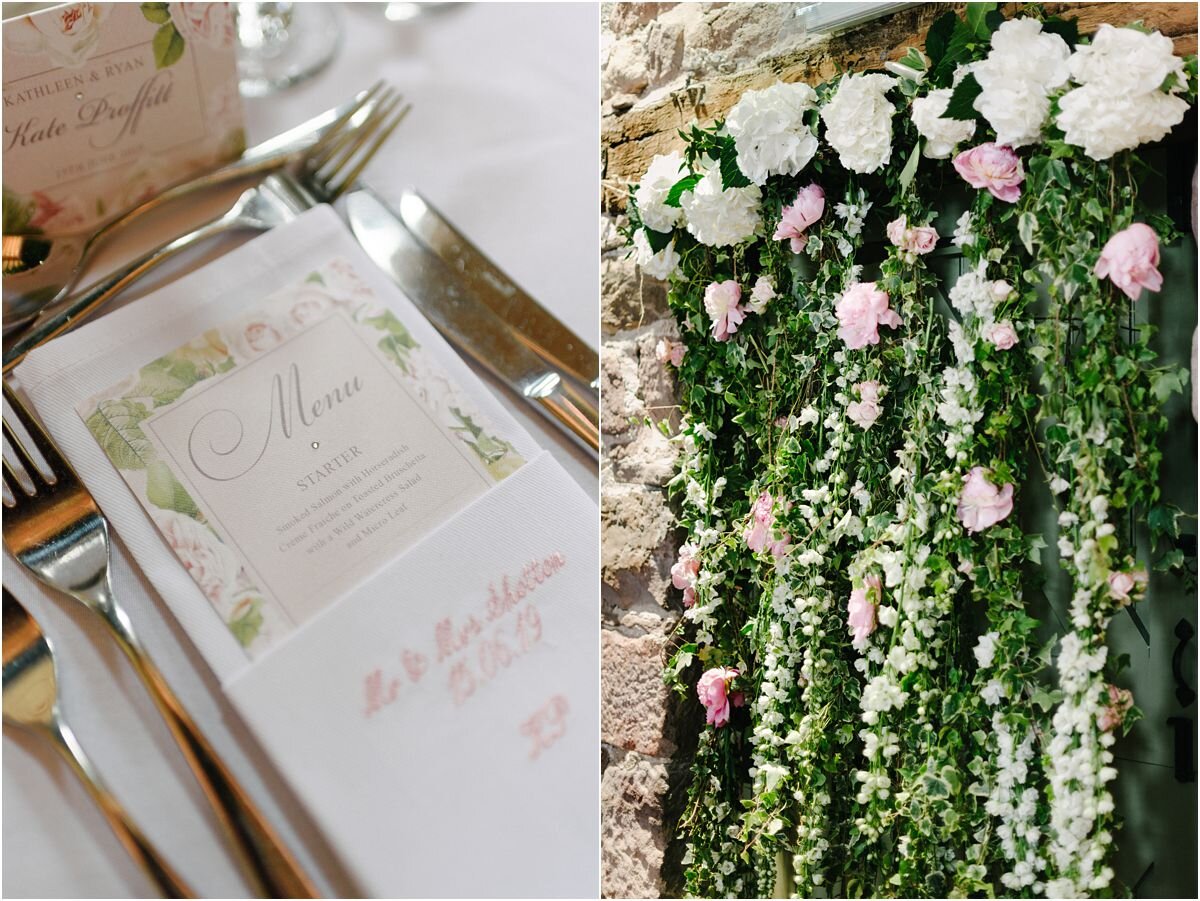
xmin=2 ymin=3 xmax=599 ymax=898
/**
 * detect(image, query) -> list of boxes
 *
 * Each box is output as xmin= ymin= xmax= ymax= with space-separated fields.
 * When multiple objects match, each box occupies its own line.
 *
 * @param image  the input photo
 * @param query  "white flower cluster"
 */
xmin=634 ymin=151 xmax=686 ymax=233
xmin=726 ymin=81 xmax=820 ymax=185
xmin=911 ymin=87 xmax=976 ymax=159
xmin=1058 ymin=24 xmax=1190 ymax=160
xmin=984 ymin=714 xmax=1046 ymax=892
xmin=833 ymin=188 xmax=872 ymax=238
xmin=631 ymin=228 xmax=680 ymax=280
xmin=679 ymin=162 xmax=763 ymax=247
xmin=819 ymin=73 xmax=898 ymax=173
xmin=971 ymin=18 xmax=1071 ymax=147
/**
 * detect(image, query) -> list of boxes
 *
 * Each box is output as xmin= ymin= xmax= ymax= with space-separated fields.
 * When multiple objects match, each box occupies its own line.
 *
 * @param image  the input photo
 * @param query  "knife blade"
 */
xmin=346 ymin=188 xmax=599 ymax=457
xmin=394 ymin=189 xmax=599 ymax=390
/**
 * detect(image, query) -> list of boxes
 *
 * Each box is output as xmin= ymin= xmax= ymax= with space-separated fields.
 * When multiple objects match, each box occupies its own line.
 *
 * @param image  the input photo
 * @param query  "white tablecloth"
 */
xmin=2 ymin=3 xmax=597 ymax=896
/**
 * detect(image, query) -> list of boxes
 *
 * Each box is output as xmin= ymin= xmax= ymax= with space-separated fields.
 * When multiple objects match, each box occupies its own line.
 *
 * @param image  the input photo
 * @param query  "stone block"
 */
xmin=601 ymin=749 xmax=670 ymax=898
xmin=602 ymin=630 xmax=675 ymax=757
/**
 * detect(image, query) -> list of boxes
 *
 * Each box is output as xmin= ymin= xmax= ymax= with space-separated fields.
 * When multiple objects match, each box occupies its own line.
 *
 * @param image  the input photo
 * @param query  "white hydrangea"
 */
xmin=635 ymin=151 xmax=686 ymax=233
xmin=679 ymin=162 xmax=762 ymax=247
xmin=1058 ymin=25 xmax=1189 ymax=160
xmin=971 ymin=18 xmax=1071 ymax=147
xmin=911 ymin=87 xmax=976 ymax=159
xmin=725 ymin=81 xmax=820 ymax=185
xmin=819 ymin=73 xmax=898 ymax=174
xmin=631 ymin=228 xmax=680 ymax=280
xmin=973 ymin=631 xmax=1000 ymax=669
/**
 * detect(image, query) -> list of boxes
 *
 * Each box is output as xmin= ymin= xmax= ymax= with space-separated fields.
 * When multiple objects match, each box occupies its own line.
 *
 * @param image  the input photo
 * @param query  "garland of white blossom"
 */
xmin=631 ymin=7 xmax=1195 ymax=899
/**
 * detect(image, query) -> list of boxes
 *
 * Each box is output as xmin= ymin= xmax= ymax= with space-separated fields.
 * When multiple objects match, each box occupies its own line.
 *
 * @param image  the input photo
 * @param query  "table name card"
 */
xmin=2 ymin=2 xmax=244 ymax=235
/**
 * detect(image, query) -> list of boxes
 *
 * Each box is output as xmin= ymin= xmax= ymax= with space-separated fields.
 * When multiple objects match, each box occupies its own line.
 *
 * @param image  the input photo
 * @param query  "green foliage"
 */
xmin=151 ymin=21 xmax=185 ymax=69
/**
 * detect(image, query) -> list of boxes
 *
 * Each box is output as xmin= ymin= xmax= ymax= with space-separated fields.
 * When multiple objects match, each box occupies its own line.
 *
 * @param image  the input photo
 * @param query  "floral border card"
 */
xmin=79 ymin=258 xmax=525 ymax=659
xmin=3 ymin=2 xmax=244 ymax=235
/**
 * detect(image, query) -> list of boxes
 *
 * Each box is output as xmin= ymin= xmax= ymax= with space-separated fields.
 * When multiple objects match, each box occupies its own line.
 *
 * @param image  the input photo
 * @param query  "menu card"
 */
xmin=3 ymin=2 xmax=244 ymax=235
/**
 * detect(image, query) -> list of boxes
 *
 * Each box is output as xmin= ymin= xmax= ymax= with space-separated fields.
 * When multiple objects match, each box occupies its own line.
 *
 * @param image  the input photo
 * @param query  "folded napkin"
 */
xmin=15 ymin=206 xmax=598 ymax=897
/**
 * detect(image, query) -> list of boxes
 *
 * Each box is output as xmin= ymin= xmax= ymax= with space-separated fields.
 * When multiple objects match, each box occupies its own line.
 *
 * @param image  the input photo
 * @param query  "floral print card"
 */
xmin=79 ymin=258 xmax=525 ymax=659
xmin=3 ymin=3 xmax=244 ymax=235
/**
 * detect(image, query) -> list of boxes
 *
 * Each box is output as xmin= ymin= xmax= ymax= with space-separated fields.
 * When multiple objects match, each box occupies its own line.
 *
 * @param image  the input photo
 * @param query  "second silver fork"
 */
xmin=3 ymin=86 xmax=411 ymax=375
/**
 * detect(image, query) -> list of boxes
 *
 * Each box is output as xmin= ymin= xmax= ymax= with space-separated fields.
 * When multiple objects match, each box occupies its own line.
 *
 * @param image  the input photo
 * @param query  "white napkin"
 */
xmin=14 ymin=206 xmax=599 ymax=896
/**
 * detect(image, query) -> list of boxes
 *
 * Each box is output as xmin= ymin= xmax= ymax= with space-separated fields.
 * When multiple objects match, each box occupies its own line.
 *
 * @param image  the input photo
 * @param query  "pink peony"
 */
xmin=847 ymin=574 xmax=881 ymax=644
xmin=697 ymin=666 xmax=740 ymax=727
xmin=1098 ymin=684 xmax=1134 ymax=733
xmin=985 ymin=320 xmax=1019 ymax=350
xmin=846 ymin=380 xmax=883 ymax=429
xmin=769 ymin=532 xmax=792 ymax=559
xmin=835 ymin=282 xmax=902 ymax=350
xmin=773 ymin=184 xmax=825 ymax=252
xmin=953 ymin=143 xmax=1025 ymax=203
xmin=1095 ymin=223 xmax=1162 ymax=301
xmin=744 ymin=490 xmax=775 ymax=552
xmin=703 ymin=280 xmax=746 ymax=342
xmin=655 ymin=337 xmax=687 ymax=367
xmin=957 ymin=467 xmax=1015 ymax=534
xmin=886 ymin=216 xmax=939 ymax=255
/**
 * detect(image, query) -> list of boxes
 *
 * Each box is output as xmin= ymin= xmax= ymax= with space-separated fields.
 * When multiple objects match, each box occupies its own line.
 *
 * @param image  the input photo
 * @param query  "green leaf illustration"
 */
xmin=229 ymin=599 xmax=264 ymax=647
xmin=145 ymin=461 xmax=200 ymax=518
xmin=134 ymin=356 xmax=201 ymax=407
xmin=304 ymin=271 xmax=326 ymax=285
xmin=85 ymin=399 xmax=155 ymax=470
xmin=366 ymin=310 xmax=419 ymax=372
xmin=152 ymin=22 xmax=185 ymax=69
xmin=140 ymin=2 xmax=170 ymax=24
xmin=2 ymin=187 xmax=36 ymax=233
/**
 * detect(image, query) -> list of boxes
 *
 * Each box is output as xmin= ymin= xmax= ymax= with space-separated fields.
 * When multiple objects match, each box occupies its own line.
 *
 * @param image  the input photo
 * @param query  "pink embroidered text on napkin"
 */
xmin=2 ymin=2 xmax=244 ymax=235
xmin=77 ymin=257 xmax=526 ymax=660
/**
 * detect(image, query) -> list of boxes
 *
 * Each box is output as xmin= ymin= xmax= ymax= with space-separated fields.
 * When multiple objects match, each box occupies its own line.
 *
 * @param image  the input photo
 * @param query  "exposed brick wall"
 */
xmin=598 ymin=3 xmax=1198 ymax=896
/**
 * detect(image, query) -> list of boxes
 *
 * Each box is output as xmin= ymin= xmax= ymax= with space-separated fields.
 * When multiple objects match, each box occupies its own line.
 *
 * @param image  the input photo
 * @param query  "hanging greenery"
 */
xmin=627 ymin=5 xmax=1197 ymax=897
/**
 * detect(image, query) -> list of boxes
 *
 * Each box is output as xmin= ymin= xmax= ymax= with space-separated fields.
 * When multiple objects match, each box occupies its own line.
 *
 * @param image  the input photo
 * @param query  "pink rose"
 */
xmin=957 ymin=467 xmax=1014 ymax=534
xmin=835 ymin=282 xmax=902 ymax=350
xmin=242 ymin=321 xmax=283 ymax=354
xmin=886 ymin=216 xmax=939 ymax=255
xmin=985 ymin=320 xmax=1018 ymax=350
xmin=847 ymin=574 xmax=881 ymax=644
xmin=697 ymin=666 xmax=740 ymax=727
xmin=773 ymin=184 xmax=825 ymax=252
xmin=655 ymin=337 xmax=686 ymax=367
xmin=1095 ymin=223 xmax=1163 ymax=301
xmin=1098 ymin=684 xmax=1134 ymax=733
xmin=671 ymin=542 xmax=700 ymax=604
xmin=170 ymin=2 xmax=236 ymax=47
xmin=769 ymin=532 xmax=792 ymax=559
xmin=953 ymin=143 xmax=1025 ymax=203
xmin=744 ymin=490 xmax=775 ymax=552
xmin=1107 ymin=569 xmax=1147 ymax=606
xmin=703 ymin=280 xmax=746 ymax=342
xmin=288 ymin=288 xmax=336 ymax=327
xmin=846 ymin=380 xmax=883 ymax=429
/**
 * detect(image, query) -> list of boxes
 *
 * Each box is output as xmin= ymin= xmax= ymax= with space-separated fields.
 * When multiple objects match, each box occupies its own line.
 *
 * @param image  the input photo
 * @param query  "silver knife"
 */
xmin=346 ymin=188 xmax=599 ymax=458
xmin=394 ymin=189 xmax=599 ymax=390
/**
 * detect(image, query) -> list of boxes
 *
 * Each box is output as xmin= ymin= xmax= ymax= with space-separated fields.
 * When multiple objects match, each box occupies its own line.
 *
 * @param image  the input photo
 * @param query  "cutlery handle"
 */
xmin=46 ymin=718 xmax=196 ymax=899
xmin=3 ymin=211 xmax=235 ymax=375
xmin=536 ymin=378 xmax=599 ymax=457
xmin=101 ymin=608 xmax=319 ymax=899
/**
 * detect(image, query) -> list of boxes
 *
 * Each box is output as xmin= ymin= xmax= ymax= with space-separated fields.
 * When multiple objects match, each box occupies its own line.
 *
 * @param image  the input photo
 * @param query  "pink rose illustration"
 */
xmin=835 ymin=282 xmax=902 ymax=350
xmin=287 ymin=288 xmax=336 ymax=327
xmin=957 ymin=467 xmax=1014 ymax=534
xmin=984 ymin=321 xmax=1019 ymax=350
xmin=697 ymin=666 xmax=742 ymax=728
xmin=1095 ymin=223 xmax=1163 ymax=301
xmin=704 ymin=279 xmax=746 ymax=342
xmin=170 ymin=2 xmax=235 ymax=47
xmin=228 ymin=317 xmax=286 ymax=361
xmin=154 ymin=509 xmax=242 ymax=610
xmin=744 ymin=490 xmax=775 ymax=552
xmin=3 ymin=3 xmax=106 ymax=68
xmin=773 ymin=184 xmax=825 ymax=252
xmin=953 ymin=143 xmax=1025 ymax=203
xmin=846 ymin=380 xmax=883 ymax=429
xmin=847 ymin=574 xmax=881 ymax=644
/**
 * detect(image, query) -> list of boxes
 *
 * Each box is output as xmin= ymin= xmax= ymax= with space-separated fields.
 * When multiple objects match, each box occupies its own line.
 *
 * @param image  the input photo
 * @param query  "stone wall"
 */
xmin=598 ymin=3 xmax=1198 ymax=897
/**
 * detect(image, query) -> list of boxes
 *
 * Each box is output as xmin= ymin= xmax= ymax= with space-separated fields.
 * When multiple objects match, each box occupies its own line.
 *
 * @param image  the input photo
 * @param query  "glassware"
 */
xmin=235 ymin=2 xmax=341 ymax=97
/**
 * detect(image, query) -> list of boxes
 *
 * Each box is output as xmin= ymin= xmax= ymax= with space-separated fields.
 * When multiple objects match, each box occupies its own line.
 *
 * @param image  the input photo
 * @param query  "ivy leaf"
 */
xmin=1148 ymin=503 xmax=1182 ymax=539
xmin=664 ymin=173 xmax=702 ymax=208
xmin=140 ymin=1 xmax=170 ymax=23
xmin=898 ymin=144 xmax=920 ymax=190
xmin=152 ymin=22 xmax=185 ymax=68
xmin=1017 ymin=211 xmax=1037 ymax=254
xmin=1149 ymin=366 xmax=1188 ymax=402
xmin=718 ymin=137 xmax=752 ymax=189
xmin=942 ymin=72 xmax=982 ymax=120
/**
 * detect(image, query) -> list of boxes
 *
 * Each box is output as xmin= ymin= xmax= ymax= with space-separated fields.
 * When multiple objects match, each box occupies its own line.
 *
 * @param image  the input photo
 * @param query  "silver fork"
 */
xmin=3 ymin=85 xmax=412 ymax=375
xmin=3 ymin=589 xmax=196 ymax=898
xmin=1 ymin=386 xmax=316 ymax=897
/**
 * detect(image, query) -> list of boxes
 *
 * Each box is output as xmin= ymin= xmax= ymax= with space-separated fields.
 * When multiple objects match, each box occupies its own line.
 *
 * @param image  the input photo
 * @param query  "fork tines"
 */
xmin=2 ymin=381 xmax=63 ymax=506
xmin=302 ymin=84 xmax=413 ymax=202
